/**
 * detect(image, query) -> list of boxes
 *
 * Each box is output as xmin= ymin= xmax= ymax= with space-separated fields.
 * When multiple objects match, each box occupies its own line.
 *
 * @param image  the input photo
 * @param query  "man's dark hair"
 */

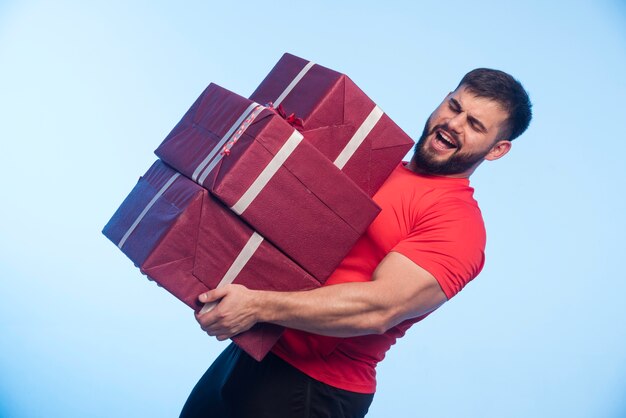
xmin=457 ymin=68 xmax=532 ymax=141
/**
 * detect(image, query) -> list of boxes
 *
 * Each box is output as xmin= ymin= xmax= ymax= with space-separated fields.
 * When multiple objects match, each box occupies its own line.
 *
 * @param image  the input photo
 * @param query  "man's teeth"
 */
xmin=437 ymin=132 xmax=456 ymax=148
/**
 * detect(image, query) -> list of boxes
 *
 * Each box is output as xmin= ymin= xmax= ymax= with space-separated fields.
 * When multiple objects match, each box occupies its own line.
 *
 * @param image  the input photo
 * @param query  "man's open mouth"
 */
xmin=435 ymin=130 xmax=458 ymax=149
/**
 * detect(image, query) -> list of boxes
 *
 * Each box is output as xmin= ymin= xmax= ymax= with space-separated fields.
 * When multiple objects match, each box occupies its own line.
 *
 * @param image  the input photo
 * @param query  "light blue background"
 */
xmin=1 ymin=1 xmax=625 ymax=417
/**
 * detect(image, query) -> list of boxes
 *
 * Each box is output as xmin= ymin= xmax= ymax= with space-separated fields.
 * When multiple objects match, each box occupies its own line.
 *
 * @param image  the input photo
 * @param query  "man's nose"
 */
xmin=447 ymin=113 xmax=465 ymax=133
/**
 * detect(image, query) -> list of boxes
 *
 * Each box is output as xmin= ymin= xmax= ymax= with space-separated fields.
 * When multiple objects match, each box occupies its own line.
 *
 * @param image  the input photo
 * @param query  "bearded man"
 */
xmin=180 ymin=68 xmax=532 ymax=418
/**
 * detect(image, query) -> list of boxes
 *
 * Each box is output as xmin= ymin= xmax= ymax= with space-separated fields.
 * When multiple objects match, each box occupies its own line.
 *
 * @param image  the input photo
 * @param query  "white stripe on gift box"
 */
xmin=230 ymin=130 xmax=304 ymax=215
xmin=333 ymin=105 xmax=384 ymax=169
xmin=197 ymin=104 xmax=266 ymax=186
xmin=273 ymin=60 xmax=316 ymax=107
xmin=117 ymin=172 xmax=181 ymax=249
xmin=198 ymin=231 xmax=265 ymax=314
xmin=191 ymin=101 xmax=261 ymax=183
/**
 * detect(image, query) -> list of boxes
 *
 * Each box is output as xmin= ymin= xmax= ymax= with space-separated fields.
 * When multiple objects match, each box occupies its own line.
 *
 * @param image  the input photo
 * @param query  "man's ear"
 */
xmin=485 ymin=140 xmax=512 ymax=161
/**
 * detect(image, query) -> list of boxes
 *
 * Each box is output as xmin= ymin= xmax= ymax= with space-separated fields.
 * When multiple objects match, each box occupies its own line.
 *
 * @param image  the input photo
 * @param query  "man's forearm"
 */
xmin=256 ymin=281 xmax=395 ymax=337
xmin=255 ymin=252 xmax=448 ymax=337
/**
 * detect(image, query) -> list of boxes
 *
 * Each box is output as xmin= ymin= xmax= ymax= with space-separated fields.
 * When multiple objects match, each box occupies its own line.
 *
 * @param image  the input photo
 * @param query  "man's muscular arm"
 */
xmin=195 ymin=251 xmax=448 ymax=340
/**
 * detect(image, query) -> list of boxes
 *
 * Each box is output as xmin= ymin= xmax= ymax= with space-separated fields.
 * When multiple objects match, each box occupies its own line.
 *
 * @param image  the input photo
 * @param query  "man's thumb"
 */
xmin=199 ymin=287 xmax=226 ymax=304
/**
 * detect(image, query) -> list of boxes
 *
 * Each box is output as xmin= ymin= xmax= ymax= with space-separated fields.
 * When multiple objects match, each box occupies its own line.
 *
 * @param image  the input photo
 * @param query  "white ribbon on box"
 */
xmin=231 ymin=130 xmax=303 ymax=215
xmin=117 ymin=172 xmax=181 ymax=249
xmin=273 ymin=61 xmax=316 ymax=107
xmin=334 ymin=106 xmax=383 ymax=169
xmin=193 ymin=102 xmax=265 ymax=186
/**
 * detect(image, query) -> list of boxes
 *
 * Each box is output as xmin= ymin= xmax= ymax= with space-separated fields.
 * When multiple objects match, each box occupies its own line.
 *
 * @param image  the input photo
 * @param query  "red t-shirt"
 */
xmin=271 ymin=163 xmax=486 ymax=393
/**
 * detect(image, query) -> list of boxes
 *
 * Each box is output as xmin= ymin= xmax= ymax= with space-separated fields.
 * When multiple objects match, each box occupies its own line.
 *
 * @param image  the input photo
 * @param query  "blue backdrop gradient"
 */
xmin=1 ymin=1 xmax=625 ymax=417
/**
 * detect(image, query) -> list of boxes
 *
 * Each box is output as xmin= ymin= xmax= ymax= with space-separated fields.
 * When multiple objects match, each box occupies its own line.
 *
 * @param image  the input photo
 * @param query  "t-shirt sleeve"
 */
xmin=391 ymin=198 xmax=486 ymax=300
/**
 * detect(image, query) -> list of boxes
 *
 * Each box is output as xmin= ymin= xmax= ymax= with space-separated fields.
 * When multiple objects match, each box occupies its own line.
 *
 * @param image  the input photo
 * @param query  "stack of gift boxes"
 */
xmin=103 ymin=53 xmax=414 ymax=360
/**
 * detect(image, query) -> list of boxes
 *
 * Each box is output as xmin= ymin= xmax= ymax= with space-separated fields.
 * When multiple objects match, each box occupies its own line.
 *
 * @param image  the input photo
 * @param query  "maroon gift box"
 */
xmin=249 ymin=52 xmax=414 ymax=196
xmin=102 ymin=160 xmax=320 ymax=360
xmin=155 ymin=83 xmax=380 ymax=281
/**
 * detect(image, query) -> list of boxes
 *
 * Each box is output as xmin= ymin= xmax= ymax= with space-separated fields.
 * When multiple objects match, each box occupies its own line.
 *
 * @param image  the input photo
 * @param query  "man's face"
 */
xmin=412 ymin=86 xmax=510 ymax=177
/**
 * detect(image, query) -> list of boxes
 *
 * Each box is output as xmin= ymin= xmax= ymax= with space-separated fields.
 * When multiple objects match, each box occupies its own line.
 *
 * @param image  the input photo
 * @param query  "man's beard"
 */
xmin=412 ymin=117 xmax=490 ymax=176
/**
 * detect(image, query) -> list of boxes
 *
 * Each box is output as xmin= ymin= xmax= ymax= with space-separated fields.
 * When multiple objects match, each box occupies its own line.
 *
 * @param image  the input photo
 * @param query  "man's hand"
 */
xmin=195 ymin=284 xmax=261 ymax=341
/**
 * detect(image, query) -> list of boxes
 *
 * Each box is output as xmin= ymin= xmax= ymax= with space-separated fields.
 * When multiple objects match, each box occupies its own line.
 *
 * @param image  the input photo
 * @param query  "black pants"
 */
xmin=180 ymin=343 xmax=374 ymax=418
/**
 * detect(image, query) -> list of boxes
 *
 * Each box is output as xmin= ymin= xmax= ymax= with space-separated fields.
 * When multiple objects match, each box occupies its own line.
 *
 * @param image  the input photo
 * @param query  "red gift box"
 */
xmin=102 ymin=160 xmax=320 ymax=360
xmin=155 ymin=83 xmax=380 ymax=281
xmin=250 ymin=52 xmax=414 ymax=196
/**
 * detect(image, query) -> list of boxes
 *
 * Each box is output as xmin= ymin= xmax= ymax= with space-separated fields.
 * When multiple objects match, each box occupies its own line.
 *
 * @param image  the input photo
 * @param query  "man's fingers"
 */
xmin=197 ymin=309 xmax=232 ymax=332
xmin=198 ymin=285 xmax=230 ymax=303
xmin=198 ymin=287 xmax=228 ymax=304
xmin=203 ymin=325 xmax=236 ymax=339
xmin=200 ymin=319 xmax=246 ymax=338
xmin=200 ymin=314 xmax=237 ymax=332
xmin=215 ymin=334 xmax=231 ymax=342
